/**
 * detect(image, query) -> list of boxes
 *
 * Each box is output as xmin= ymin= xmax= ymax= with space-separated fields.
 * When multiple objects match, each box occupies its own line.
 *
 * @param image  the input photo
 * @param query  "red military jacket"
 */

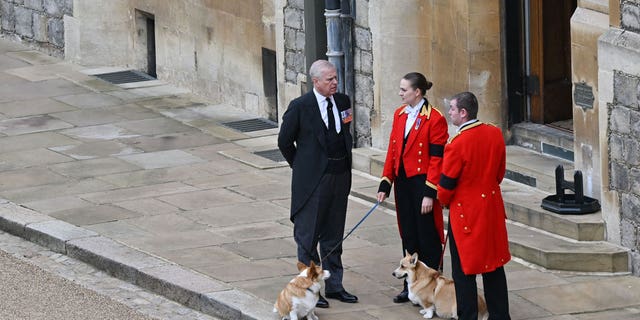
xmin=437 ymin=121 xmax=511 ymax=275
xmin=380 ymin=102 xmax=448 ymax=243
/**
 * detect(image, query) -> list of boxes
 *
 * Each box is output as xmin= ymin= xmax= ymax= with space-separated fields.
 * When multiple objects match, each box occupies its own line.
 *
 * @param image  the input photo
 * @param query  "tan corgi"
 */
xmin=392 ymin=252 xmax=488 ymax=319
xmin=273 ymin=261 xmax=330 ymax=320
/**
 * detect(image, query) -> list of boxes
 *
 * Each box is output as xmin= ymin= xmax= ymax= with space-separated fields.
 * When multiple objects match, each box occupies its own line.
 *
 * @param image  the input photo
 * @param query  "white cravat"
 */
xmin=404 ymin=100 xmax=424 ymax=137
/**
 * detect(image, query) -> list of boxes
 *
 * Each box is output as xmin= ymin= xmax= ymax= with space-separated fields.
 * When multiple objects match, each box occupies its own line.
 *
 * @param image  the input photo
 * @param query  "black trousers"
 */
xmin=395 ymin=165 xmax=442 ymax=269
xmin=449 ymin=224 xmax=511 ymax=320
xmin=293 ymin=170 xmax=351 ymax=293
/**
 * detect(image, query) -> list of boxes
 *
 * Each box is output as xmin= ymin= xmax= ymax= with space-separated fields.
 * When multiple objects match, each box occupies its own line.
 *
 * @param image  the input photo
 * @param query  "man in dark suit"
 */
xmin=278 ymin=59 xmax=358 ymax=308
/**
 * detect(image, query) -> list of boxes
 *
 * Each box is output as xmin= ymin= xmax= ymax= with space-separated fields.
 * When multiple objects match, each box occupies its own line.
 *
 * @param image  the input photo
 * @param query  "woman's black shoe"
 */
xmin=393 ymin=288 xmax=409 ymax=303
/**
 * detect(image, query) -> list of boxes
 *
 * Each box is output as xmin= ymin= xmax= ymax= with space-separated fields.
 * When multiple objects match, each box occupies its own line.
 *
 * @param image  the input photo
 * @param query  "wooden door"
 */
xmin=528 ymin=0 xmax=576 ymax=124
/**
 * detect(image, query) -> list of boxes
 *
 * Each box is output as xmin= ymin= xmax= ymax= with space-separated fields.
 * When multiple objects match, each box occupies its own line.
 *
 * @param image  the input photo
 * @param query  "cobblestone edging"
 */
xmin=0 ymin=0 xmax=72 ymax=57
xmin=0 ymin=229 xmax=219 ymax=320
xmin=0 ymin=200 xmax=273 ymax=320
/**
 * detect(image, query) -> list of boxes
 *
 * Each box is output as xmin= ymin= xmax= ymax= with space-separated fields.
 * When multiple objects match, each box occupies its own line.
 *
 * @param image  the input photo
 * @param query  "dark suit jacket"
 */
xmin=278 ymin=91 xmax=353 ymax=221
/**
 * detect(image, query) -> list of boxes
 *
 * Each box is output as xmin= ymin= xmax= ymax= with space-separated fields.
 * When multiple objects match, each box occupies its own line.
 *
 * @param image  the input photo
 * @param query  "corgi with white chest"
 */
xmin=392 ymin=251 xmax=488 ymax=320
xmin=273 ymin=261 xmax=330 ymax=320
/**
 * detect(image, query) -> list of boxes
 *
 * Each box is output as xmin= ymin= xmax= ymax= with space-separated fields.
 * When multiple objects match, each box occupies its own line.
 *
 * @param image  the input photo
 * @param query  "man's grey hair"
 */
xmin=309 ymin=60 xmax=336 ymax=79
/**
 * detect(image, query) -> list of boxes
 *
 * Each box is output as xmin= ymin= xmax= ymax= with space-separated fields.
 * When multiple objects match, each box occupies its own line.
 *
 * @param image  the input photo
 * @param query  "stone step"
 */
xmin=507 ymin=222 xmax=629 ymax=273
xmin=501 ymin=179 xmax=605 ymax=241
xmin=510 ymin=122 xmax=574 ymax=161
xmin=350 ymin=146 xmax=629 ymax=273
xmin=506 ymin=145 xmax=574 ymax=194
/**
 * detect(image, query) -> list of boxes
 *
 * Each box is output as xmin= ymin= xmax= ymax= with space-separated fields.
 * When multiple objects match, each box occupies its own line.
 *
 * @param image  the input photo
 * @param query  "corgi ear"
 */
xmin=309 ymin=261 xmax=316 ymax=268
xmin=410 ymin=252 xmax=419 ymax=265
xmin=297 ymin=261 xmax=307 ymax=271
xmin=405 ymin=250 xmax=412 ymax=258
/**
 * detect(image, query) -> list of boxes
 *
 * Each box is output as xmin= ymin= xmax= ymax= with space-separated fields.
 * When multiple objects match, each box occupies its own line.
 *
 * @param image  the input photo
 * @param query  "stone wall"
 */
xmin=599 ymin=0 xmax=640 ymax=274
xmin=0 ymin=0 xmax=71 ymax=57
xmin=352 ymin=0 xmax=373 ymax=147
xmin=283 ymin=0 xmax=305 ymax=84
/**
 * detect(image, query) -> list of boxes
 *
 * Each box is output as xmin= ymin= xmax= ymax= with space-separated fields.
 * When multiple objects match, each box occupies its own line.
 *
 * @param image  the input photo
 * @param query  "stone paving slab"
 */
xmin=0 ymin=114 xmax=74 ymax=135
xmin=0 ymin=97 xmax=77 ymax=117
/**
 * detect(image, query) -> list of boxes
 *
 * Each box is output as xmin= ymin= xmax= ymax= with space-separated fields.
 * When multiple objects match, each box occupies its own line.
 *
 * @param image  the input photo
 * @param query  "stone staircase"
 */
xmin=352 ymin=123 xmax=630 ymax=274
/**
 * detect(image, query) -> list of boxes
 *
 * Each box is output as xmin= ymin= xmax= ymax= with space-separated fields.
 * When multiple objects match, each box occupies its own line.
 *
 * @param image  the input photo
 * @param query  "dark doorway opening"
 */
xmin=262 ymin=48 xmax=278 ymax=122
xmin=135 ymin=10 xmax=157 ymax=79
xmin=146 ymin=15 xmax=156 ymax=78
xmin=506 ymin=0 xmax=577 ymax=128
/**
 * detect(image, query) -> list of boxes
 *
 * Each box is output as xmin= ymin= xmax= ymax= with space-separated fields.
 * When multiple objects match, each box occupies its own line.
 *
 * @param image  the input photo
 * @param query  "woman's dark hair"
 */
xmin=403 ymin=72 xmax=433 ymax=96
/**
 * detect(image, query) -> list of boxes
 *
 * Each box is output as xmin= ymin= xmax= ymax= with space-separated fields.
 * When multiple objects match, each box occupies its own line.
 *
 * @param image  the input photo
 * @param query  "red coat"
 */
xmin=437 ymin=121 xmax=511 ymax=275
xmin=381 ymin=103 xmax=448 ymax=243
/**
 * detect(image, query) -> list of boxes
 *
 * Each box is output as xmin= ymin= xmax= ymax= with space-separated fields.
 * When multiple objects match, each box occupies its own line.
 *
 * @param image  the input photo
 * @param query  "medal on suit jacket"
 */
xmin=341 ymin=108 xmax=353 ymax=124
xmin=414 ymin=118 xmax=421 ymax=130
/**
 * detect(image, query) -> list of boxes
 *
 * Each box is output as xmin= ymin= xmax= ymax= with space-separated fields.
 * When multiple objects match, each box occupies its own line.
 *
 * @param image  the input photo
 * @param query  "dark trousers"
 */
xmin=395 ymin=165 xmax=442 ymax=269
xmin=293 ymin=170 xmax=351 ymax=293
xmin=449 ymin=224 xmax=511 ymax=320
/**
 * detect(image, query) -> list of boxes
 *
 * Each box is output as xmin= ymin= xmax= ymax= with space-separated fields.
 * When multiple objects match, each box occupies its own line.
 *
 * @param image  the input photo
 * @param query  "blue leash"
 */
xmin=321 ymin=201 xmax=380 ymax=263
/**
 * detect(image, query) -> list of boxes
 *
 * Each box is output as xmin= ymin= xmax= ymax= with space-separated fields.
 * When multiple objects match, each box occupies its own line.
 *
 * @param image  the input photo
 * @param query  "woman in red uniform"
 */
xmin=376 ymin=72 xmax=448 ymax=303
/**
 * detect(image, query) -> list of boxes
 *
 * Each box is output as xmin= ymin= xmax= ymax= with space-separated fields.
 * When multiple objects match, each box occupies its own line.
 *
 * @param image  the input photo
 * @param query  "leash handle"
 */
xmin=321 ymin=201 xmax=380 ymax=263
xmin=438 ymin=231 xmax=449 ymax=273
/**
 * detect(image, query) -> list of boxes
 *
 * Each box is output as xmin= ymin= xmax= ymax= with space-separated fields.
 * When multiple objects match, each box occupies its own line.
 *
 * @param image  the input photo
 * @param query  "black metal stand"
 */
xmin=541 ymin=165 xmax=600 ymax=215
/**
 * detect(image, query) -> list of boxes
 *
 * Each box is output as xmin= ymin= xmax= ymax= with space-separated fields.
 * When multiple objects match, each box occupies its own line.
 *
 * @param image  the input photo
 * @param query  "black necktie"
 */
xmin=326 ymin=98 xmax=336 ymax=133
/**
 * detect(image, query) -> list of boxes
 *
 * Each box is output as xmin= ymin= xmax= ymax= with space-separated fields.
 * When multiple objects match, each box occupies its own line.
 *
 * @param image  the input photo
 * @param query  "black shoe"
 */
xmin=325 ymin=290 xmax=358 ymax=303
xmin=316 ymin=294 xmax=329 ymax=308
xmin=393 ymin=288 xmax=409 ymax=303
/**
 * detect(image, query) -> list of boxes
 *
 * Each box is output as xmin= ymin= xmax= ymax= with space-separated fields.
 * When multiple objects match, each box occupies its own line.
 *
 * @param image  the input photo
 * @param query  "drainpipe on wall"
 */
xmin=340 ymin=0 xmax=356 ymax=146
xmin=341 ymin=0 xmax=355 ymax=107
xmin=325 ymin=0 xmax=344 ymax=93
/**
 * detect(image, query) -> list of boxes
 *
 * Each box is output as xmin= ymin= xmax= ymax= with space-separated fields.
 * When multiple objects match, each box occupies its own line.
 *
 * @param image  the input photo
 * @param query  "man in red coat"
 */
xmin=438 ymin=92 xmax=511 ymax=320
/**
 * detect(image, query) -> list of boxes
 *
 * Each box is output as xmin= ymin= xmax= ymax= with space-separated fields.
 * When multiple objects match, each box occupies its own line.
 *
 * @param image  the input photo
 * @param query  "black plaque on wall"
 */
xmin=574 ymin=82 xmax=594 ymax=109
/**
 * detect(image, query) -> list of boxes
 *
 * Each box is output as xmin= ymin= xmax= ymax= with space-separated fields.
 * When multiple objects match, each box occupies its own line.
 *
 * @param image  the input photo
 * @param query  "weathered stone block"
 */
xmin=610 ymin=105 xmax=631 ymax=134
xmin=14 ymin=6 xmax=33 ymax=37
xmin=47 ymin=17 xmax=63 ymax=46
xmin=24 ymin=0 xmax=42 ymax=10
xmin=285 ymin=69 xmax=297 ymax=83
xmin=284 ymin=7 xmax=303 ymax=30
xmin=360 ymin=50 xmax=373 ymax=74
xmin=610 ymin=133 xmax=624 ymax=161
xmin=32 ymin=12 xmax=47 ymax=42
xmin=614 ymin=71 xmax=640 ymax=108
xmin=622 ymin=3 xmax=640 ymax=33
xmin=624 ymin=137 xmax=640 ymax=166
xmin=288 ymin=0 xmax=304 ymax=10
xmin=354 ymin=26 xmax=371 ymax=51
xmin=621 ymin=193 xmax=640 ymax=222
xmin=610 ymin=161 xmax=629 ymax=191
xmin=284 ymin=27 xmax=296 ymax=49
xmin=620 ymin=218 xmax=638 ymax=250
xmin=62 ymin=0 xmax=71 ymax=16
xmin=43 ymin=0 xmax=64 ymax=17
xmin=1 ymin=1 xmax=16 ymax=32
xmin=294 ymin=30 xmax=305 ymax=51
xmin=355 ymin=73 xmax=373 ymax=107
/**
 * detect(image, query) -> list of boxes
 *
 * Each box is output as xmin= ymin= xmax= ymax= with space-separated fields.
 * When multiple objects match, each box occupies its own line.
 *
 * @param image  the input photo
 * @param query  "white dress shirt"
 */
xmin=314 ymin=88 xmax=341 ymax=133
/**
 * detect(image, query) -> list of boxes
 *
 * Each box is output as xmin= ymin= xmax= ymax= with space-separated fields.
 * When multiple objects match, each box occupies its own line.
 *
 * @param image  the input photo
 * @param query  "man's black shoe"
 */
xmin=316 ymin=294 xmax=329 ymax=308
xmin=325 ymin=290 xmax=358 ymax=303
xmin=393 ymin=288 xmax=409 ymax=303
